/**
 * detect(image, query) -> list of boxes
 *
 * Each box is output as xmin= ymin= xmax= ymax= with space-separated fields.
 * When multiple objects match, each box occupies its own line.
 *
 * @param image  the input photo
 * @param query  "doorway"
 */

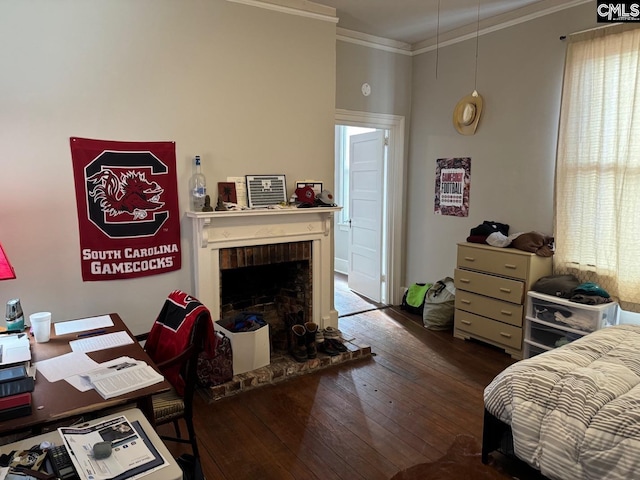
xmin=333 ymin=109 xmax=405 ymax=309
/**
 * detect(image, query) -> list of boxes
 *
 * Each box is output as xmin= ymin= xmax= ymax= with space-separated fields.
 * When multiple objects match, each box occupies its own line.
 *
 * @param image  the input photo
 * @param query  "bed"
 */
xmin=482 ymin=324 xmax=640 ymax=480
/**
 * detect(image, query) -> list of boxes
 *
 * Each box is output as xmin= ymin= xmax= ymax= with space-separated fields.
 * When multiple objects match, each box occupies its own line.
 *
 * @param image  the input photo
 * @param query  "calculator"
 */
xmin=46 ymin=445 xmax=79 ymax=480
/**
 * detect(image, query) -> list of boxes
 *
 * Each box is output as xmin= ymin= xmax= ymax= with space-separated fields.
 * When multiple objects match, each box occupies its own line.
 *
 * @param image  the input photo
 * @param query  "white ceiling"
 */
xmin=309 ymin=0 xmax=587 ymax=45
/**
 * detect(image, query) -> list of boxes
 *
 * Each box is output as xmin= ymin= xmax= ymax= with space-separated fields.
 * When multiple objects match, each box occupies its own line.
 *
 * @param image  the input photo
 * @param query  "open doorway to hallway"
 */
xmin=333 ymin=110 xmax=406 ymax=311
xmin=334 ymin=125 xmax=388 ymax=304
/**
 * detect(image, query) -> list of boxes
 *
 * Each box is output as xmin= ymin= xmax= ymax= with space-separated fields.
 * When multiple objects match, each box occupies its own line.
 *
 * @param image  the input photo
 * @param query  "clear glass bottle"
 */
xmin=189 ymin=155 xmax=207 ymax=211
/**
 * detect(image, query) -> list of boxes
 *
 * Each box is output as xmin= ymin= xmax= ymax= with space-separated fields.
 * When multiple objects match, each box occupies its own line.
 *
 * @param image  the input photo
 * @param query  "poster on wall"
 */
xmin=70 ymin=137 xmax=181 ymax=281
xmin=434 ymin=157 xmax=471 ymax=217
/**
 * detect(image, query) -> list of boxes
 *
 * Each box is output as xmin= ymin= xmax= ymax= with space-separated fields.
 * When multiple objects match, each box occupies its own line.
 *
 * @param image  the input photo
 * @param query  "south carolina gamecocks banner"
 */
xmin=70 ymin=137 xmax=181 ymax=281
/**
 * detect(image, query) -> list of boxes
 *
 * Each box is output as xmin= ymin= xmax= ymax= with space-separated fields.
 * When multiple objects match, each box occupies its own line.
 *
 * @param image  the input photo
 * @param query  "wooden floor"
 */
xmin=159 ymin=302 xmax=543 ymax=480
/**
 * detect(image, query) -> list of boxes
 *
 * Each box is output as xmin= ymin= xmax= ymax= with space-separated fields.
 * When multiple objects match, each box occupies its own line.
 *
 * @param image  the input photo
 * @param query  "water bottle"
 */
xmin=189 ymin=155 xmax=207 ymax=212
xmin=5 ymin=298 xmax=24 ymax=332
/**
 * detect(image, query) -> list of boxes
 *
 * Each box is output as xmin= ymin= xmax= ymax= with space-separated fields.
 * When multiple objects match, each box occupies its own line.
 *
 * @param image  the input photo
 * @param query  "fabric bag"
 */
xmin=196 ymin=330 xmax=233 ymax=387
xmin=401 ymin=283 xmax=432 ymax=315
xmin=423 ymin=277 xmax=456 ymax=330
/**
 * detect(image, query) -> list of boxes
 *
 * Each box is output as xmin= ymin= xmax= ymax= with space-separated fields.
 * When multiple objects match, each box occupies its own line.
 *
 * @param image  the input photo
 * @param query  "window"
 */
xmin=554 ymin=25 xmax=640 ymax=312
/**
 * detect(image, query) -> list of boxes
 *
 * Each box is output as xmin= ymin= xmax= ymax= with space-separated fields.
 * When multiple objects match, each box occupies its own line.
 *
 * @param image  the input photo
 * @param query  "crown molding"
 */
xmin=336 ymin=28 xmax=413 ymax=56
xmin=226 ymin=0 xmax=338 ymax=24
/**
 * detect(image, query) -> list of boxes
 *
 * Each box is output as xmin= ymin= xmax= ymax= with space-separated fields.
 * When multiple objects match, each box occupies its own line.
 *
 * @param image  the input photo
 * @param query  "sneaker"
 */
xmin=319 ymin=340 xmax=339 ymax=356
xmin=326 ymin=338 xmax=348 ymax=353
xmin=323 ymin=326 xmax=342 ymax=340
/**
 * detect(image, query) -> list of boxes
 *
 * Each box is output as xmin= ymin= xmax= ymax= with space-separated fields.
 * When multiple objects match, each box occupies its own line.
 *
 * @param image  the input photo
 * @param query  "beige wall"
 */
xmin=404 ymin=2 xmax=597 ymax=286
xmin=0 ymin=0 xmax=336 ymax=334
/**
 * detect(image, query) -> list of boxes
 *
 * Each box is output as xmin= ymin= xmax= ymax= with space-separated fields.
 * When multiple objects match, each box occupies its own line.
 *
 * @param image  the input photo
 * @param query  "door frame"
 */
xmin=335 ymin=109 xmax=405 ymax=305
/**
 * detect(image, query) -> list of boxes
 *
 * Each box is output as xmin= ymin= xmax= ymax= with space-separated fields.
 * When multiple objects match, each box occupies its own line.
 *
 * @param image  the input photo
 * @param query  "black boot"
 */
xmin=304 ymin=322 xmax=318 ymax=359
xmin=291 ymin=324 xmax=307 ymax=362
xmin=284 ymin=312 xmax=297 ymax=352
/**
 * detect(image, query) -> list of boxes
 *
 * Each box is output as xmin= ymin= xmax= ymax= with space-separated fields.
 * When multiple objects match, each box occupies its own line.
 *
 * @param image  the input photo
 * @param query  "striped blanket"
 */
xmin=484 ymin=324 xmax=640 ymax=480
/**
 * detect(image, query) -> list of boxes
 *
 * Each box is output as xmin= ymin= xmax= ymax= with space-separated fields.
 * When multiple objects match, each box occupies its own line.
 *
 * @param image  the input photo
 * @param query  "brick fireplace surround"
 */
xmin=187 ymin=207 xmax=371 ymax=399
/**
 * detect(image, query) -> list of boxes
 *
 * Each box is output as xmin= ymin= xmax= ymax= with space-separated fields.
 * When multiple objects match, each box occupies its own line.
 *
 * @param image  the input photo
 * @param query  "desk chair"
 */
xmin=143 ymin=290 xmax=214 ymax=460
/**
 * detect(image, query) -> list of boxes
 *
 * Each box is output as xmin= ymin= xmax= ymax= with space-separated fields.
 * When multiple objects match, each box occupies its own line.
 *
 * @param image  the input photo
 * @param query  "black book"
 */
xmin=0 ymin=376 xmax=35 ymax=398
xmin=0 ymin=403 xmax=32 ymax=421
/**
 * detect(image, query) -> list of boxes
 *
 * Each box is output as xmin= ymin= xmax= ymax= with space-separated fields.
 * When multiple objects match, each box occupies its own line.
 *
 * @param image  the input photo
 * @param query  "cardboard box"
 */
xmin=214 ymin=319 xmax=270 ymax=375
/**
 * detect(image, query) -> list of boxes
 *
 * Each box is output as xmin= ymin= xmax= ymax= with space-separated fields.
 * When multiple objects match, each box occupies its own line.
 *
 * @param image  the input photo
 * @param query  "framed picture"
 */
xmin=217 ymin=182 xmax=237 ymax=204
xmin=246 ymin=175 xmax=287 ymax=208
xmin=296 ymin=181 xmax=323 ymax=197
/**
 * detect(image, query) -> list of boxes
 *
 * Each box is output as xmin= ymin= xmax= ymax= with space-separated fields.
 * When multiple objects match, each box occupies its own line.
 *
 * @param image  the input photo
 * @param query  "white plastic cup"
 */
xmin=30 ymin=312 xmax=52 ymax=343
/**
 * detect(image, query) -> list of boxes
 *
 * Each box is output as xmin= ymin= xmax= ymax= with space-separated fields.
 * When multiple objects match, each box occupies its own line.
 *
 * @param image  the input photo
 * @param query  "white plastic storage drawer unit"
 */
xmin=523 ymin=291 xmax=619 ymax=359
xmin=526 ymin=291 xmax=618 ymax=333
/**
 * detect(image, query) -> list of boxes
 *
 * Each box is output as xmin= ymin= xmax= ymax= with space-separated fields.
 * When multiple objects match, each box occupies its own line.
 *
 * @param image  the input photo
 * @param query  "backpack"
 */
xmin=401 ymin=283 xmax=432 ymax=315
xmin=423 ymin=277 xmax=456 ymax=330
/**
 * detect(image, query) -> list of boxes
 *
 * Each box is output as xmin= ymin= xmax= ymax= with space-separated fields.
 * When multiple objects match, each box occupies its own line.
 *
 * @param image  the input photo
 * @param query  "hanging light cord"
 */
xmin=436 ymin=0 xmax=441 ymax=79
xmin=473 ymin=0 xmax=480 ymax=93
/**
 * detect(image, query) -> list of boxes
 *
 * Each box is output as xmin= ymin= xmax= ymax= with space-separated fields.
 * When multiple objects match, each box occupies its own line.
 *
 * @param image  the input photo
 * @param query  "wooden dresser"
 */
xmin=453 ymin=242 xmax=552 ymax=359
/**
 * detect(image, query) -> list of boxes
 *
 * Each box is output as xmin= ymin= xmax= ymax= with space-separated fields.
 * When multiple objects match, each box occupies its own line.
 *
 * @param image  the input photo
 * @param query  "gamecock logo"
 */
xmin=84 ymin=151 xmax=170 ymax=238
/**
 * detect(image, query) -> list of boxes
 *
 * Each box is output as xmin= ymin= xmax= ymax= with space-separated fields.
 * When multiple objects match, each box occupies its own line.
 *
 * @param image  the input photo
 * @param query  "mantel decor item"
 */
xmin=246 ymin=175 xmax=287 ymax=208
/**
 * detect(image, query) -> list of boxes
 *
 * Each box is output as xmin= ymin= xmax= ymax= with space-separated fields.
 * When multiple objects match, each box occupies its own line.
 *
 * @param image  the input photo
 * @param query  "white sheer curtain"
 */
xmin=555 ymin=25 xmax=640 ymax=312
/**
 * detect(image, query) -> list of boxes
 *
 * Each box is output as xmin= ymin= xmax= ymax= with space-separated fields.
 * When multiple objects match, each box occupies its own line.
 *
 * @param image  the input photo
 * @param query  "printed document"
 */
xmin=54 ymin=315 xmax=115 ymax=335
xmin=81 ymin=357 xmax=164 ymax=399
xmin=59 ymin=415 xmax=166 ymax=480
xmin=69 ymin=331 xmax=134 ymax=353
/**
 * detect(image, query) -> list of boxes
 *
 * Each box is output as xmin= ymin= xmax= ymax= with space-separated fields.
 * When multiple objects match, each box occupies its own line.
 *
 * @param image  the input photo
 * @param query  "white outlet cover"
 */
xmin=361 ymin=83 xmax=371 ymax=96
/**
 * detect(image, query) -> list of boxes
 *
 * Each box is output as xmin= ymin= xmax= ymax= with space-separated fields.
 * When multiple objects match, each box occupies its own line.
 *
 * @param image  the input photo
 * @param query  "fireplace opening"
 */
xmin=219 ymin=241 xmax=312 ymax=354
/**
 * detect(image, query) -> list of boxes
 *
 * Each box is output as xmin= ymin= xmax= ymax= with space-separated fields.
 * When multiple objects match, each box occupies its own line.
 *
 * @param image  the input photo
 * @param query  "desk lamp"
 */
xmin=0 ymin=243 xmax=16 ymax=280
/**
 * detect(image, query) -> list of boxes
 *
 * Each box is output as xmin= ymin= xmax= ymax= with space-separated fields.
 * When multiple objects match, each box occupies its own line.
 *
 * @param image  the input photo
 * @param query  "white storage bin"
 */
xmin=526 ymin=291 xmax=618 ymax=333
xmin=215 ymin=319 xmax=270 ymax=375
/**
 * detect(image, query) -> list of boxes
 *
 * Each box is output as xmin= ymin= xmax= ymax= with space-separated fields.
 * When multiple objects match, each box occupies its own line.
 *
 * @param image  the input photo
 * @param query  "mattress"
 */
xmin=484 ymin=324 xmax=640 ymax=480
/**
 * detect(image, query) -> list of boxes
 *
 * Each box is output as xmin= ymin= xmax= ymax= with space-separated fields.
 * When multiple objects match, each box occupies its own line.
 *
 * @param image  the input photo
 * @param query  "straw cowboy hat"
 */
xmin=453 ymin=90 xmax=483 ymax=135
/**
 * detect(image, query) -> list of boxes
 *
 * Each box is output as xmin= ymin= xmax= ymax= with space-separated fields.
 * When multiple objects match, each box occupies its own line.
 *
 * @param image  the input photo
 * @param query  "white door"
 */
xmin=348 ymin=130 xmax=385 ymax=302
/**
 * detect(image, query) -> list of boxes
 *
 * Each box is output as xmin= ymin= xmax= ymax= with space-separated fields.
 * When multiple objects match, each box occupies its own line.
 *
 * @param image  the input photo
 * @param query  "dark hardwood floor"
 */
xmin=158 ymin=289 xmax=544 ymax=479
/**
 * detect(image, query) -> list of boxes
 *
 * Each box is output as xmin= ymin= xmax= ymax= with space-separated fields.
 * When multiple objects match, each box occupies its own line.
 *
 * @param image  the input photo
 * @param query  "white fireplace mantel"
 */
xmin=187 ymin=207 xmax=341 ymax=329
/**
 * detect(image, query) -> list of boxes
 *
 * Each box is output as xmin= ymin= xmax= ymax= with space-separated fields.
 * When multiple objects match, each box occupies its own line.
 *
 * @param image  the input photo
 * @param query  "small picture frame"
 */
xmin=217 ymin=182 xmax=237 ymax=204
xmin=296 ymin=181 xmax=323 ymax=197
xmin=246 ymin=175 xmax=287 ymax=208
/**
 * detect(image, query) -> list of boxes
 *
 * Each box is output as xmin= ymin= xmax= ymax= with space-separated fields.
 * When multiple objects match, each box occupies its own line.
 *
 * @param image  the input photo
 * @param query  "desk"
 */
xmin=0 ymin=314 xmax=170 ymax=436
xmin=0 ymin=408 xmax=182 ymax=480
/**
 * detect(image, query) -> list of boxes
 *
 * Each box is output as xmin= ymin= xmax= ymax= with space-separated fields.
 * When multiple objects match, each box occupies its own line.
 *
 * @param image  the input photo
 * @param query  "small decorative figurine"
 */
xmin=202 ymin=195 xmax=214 ymax=212
xmin=214 ymin=194 xmax=227 ymax=211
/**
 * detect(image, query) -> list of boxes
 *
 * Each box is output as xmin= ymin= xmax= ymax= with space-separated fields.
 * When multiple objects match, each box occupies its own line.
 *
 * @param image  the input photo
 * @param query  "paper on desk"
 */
xmin=69 ymin=331 xmax=134 ymax=353
xmin=35 ymin=351 xmax=99 ymax=383
xmin=0 ymin=334 xmax=31 ymax=366
xmin=66 ymin=356 xmax=138 ymax=392
xmin=54 ymin=314 xmax=114 ymax=335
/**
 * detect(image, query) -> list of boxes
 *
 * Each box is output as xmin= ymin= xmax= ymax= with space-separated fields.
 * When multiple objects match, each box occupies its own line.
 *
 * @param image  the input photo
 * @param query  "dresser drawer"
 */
xmin=454 ymin=268 xmax=524 ymax=304
xmin=454 ymin=310 xmax=522 ymax=350
xmin=455 ymin=290 xmax=523 ymax=327
xmin=457 ymin=244 xmax=529 ymax=280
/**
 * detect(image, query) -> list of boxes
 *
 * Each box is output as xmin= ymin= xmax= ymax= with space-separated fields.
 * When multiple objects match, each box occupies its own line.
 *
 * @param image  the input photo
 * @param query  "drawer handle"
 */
xmin=459 ymin=278 xmax=471 ymax=283
xmin=464 ymin=256 xmax=476 ymax=262
xmin=460 ymin=299 xmax=471 ymax=304
xmin=504 ymin=264 xmax=517 ymax=269
xmin=461 ymin=320 xmax=472 ymax=325
xmin=499 ymin=287 xmax=511 ymax=293
xmin=500 ymin=310 xmax=513 ymax=316
xmin=499 ymin=332 xmax=512 ymax=339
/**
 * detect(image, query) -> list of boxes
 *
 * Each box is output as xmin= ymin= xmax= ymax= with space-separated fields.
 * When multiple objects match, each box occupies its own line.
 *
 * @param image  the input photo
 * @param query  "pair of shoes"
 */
xmin=325 ymin=338 xmax=348 ymax=353
xmin=323 ymin=326 xmax=343 ymax=340
xmin=291 ymin=322 xmax=318 ymax=362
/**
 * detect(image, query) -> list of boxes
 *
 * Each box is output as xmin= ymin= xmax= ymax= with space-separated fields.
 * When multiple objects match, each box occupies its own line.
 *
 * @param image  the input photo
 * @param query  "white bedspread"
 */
xmin=484 ymin=324 xmax=640 ymax=480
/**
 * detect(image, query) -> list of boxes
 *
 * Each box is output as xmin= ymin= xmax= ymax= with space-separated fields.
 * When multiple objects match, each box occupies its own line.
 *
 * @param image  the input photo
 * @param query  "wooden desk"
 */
xmin=0 ymin=408 xmax=182 ymax=480
xmin=0 ymin=313 xmax=170 ymax=436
